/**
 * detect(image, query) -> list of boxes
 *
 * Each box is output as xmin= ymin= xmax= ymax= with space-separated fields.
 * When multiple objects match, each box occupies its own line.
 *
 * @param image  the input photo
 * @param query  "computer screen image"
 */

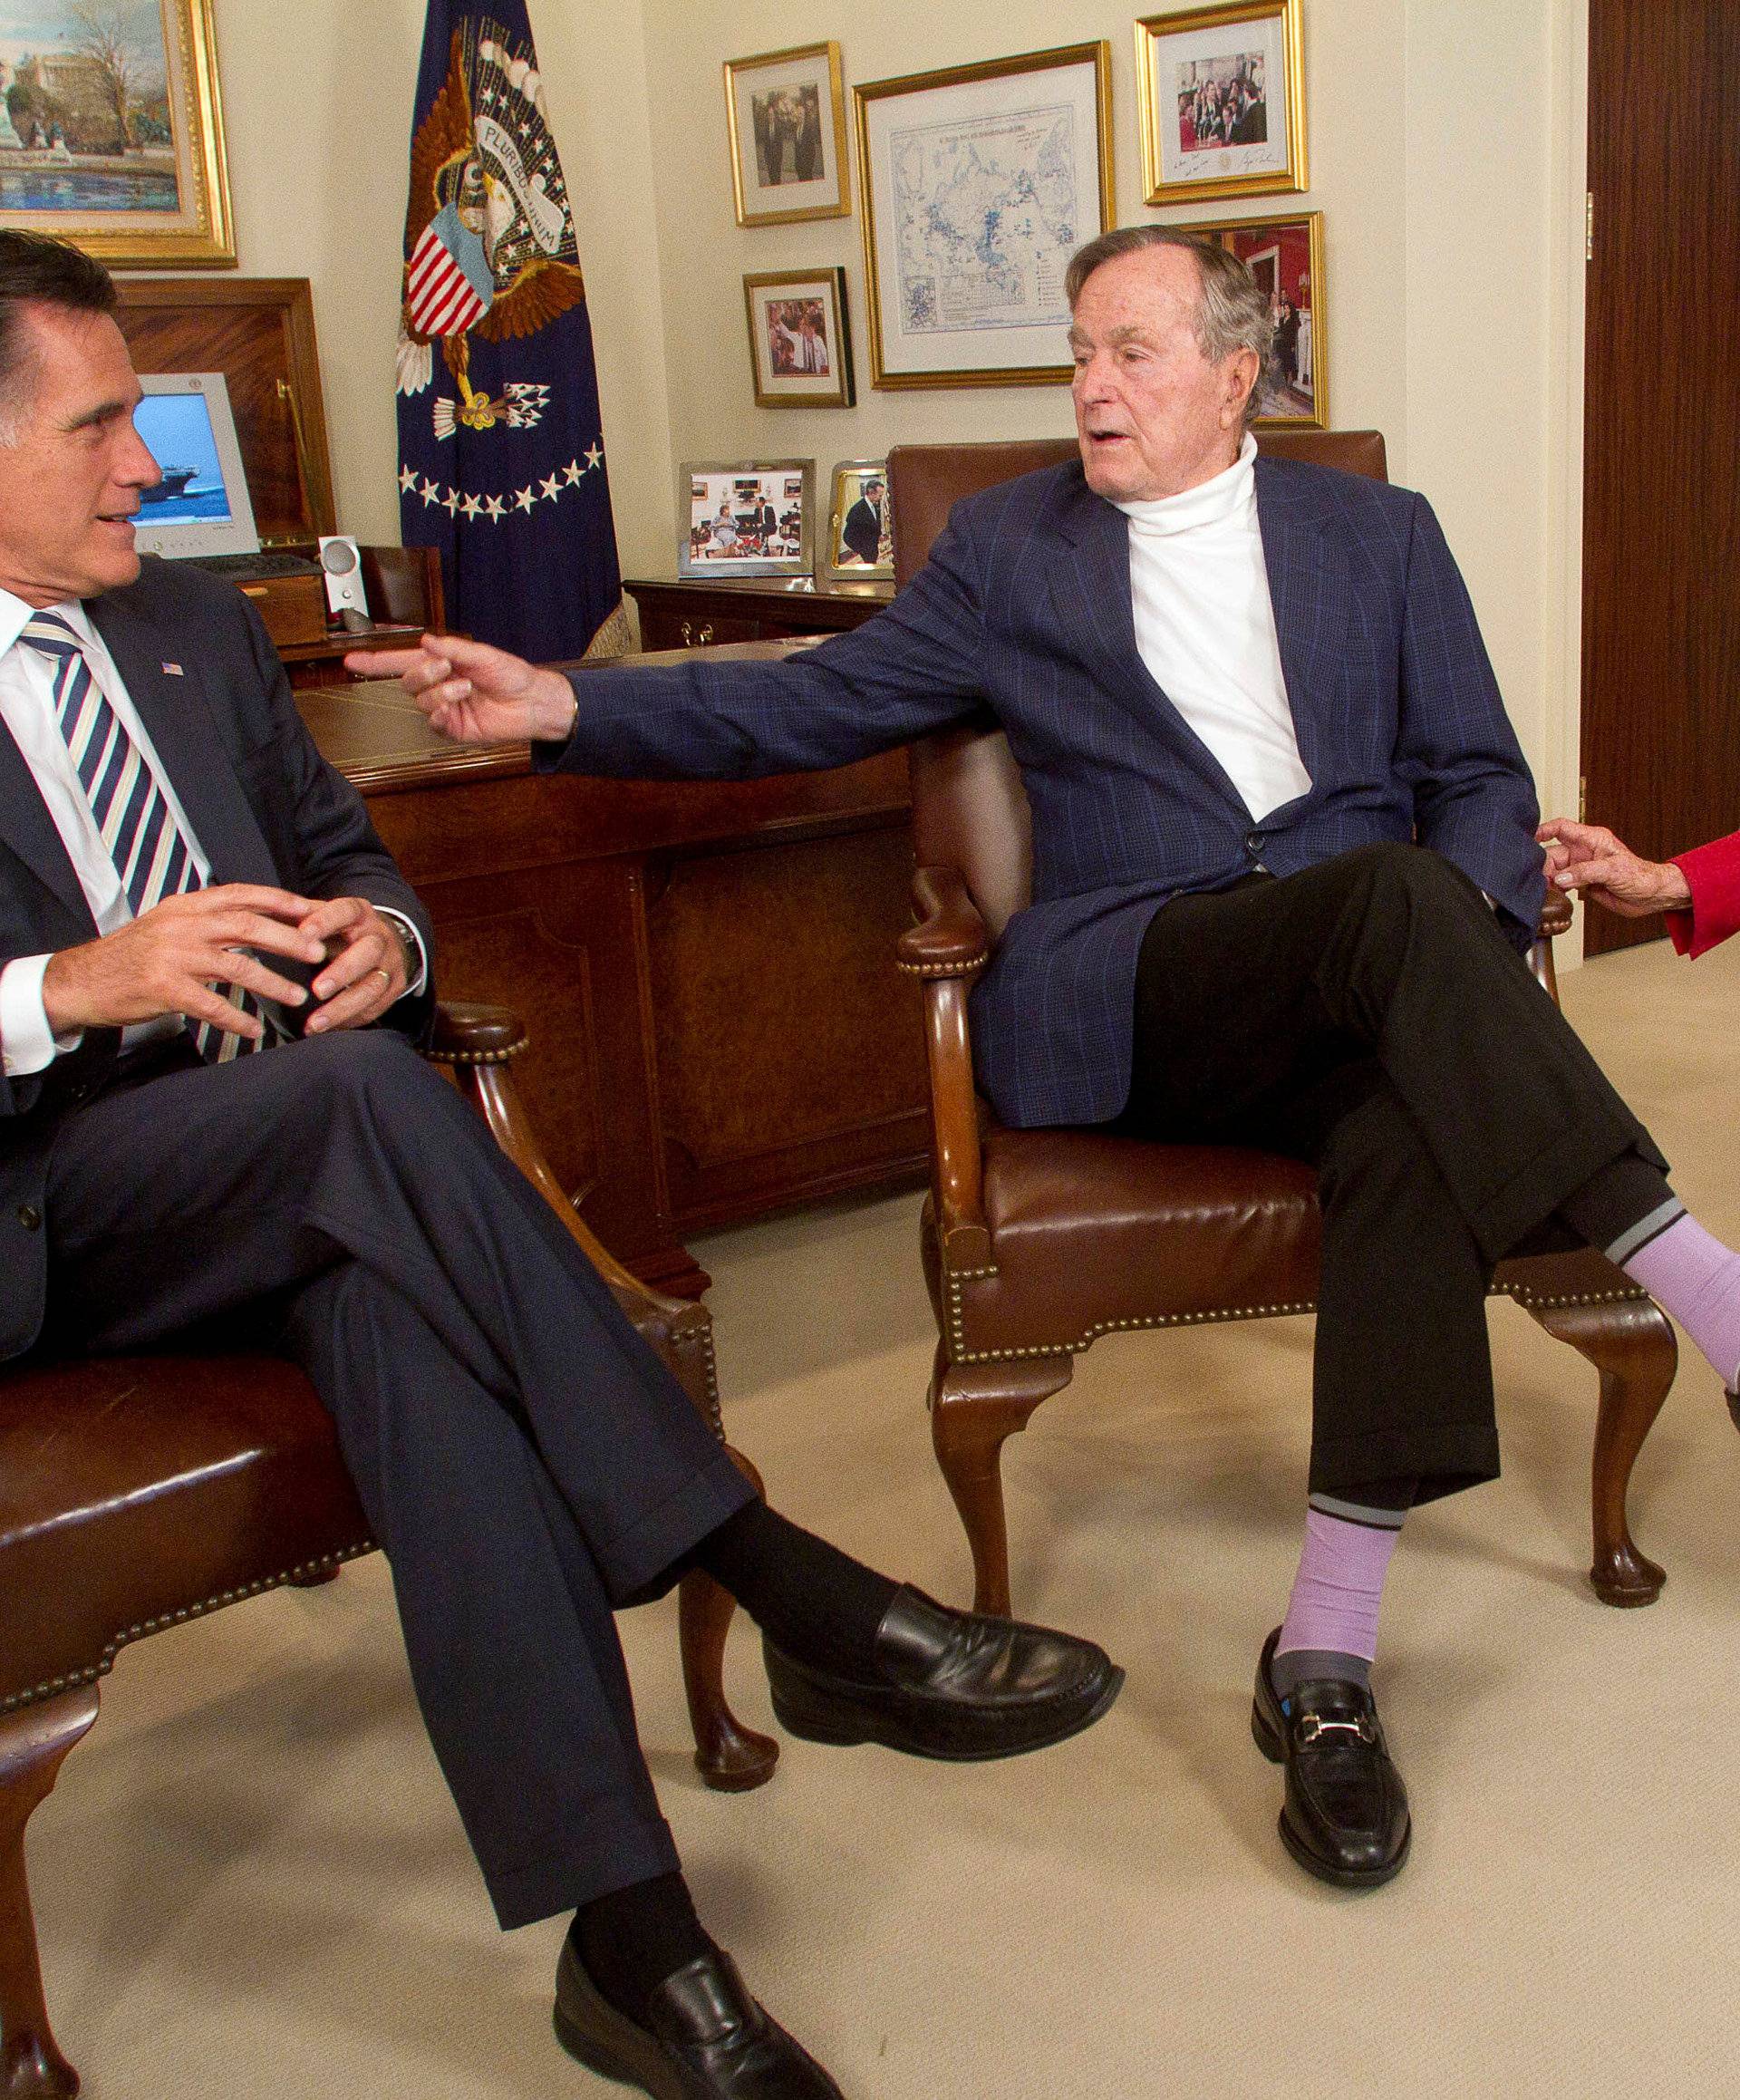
xmin=130 ymin=373 xmax=262 ymax=560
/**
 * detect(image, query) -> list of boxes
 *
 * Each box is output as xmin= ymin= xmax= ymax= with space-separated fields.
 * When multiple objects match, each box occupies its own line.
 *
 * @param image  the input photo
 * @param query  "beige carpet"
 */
xmin=25 ymin=934 xmax=1740 ymax=2100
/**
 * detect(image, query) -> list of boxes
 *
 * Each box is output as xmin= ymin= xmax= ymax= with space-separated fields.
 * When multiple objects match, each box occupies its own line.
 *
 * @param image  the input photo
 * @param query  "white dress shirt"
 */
xmin=1114 ymin=432 xmax=1312 ymax=824
xmin=0 ymin=585 xmax=425 ymax=1079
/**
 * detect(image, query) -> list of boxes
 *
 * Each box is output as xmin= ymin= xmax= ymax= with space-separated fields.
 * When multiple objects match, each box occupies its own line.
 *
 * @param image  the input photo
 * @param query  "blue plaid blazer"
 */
xmin=553 ymin=456 xmax=1544 ymax=1129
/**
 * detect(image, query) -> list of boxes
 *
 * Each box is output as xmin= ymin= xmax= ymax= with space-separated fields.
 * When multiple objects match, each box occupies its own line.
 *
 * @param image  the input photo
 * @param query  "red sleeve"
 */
xmin=1667 ymin=829 xmax=1740 ymax=957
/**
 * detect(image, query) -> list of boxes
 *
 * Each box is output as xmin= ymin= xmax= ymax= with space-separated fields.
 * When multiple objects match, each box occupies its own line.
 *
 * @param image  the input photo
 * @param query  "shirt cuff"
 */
xmin=1 ymin=954 xmax=83 ymax=1078
xmin=377 ymin=909 xmax=430 ymax=999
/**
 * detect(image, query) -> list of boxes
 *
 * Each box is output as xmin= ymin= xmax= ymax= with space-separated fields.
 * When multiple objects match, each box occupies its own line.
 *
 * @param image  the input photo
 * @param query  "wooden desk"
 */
xmin=299 ymin=660 xmax=928 ymax=1296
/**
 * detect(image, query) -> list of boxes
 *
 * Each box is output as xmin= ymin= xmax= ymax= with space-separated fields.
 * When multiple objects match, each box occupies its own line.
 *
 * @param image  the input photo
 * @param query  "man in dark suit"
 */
xmin=0 ymin=232 xmax=1124 ymax=2100
xmin=839 ymin=476 xmax=884 ymax=566
xmin=376 ymin=226 xmax=1740 ymax=1896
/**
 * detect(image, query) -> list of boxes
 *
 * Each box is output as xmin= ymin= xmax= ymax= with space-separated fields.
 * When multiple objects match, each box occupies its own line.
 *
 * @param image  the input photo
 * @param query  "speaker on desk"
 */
xmin=317 ymin=535 xmax=370 ymax=624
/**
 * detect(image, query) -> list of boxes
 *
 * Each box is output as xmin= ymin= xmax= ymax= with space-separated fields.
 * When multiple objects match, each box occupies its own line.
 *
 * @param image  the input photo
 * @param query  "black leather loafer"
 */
xmin=554 ymin=1939 xmax=844 ymax=2099
xmin=1250 ymin=1627 xmax=1410 ymax=1890
xmin=763 ymin=1583 xmax=1123 ymax=1761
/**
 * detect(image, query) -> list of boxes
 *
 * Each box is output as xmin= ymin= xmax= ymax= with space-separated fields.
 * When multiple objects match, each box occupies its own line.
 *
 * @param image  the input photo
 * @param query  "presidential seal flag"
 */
xmin=396 ymin=4 xmax=628 ymax=660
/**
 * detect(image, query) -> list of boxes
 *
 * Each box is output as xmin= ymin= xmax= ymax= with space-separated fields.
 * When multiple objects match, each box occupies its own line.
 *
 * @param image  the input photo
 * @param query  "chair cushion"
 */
xmin=0 ymin=1354 xmax=372 ymax=1712
xmin=942 ymin=1126 xmax=1646 ymax=1360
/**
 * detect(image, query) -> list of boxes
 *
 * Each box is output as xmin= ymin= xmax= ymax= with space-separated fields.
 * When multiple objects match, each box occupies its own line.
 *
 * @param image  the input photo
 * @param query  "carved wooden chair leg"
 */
xmin=929 ymin=1345 xmax=1075 ymax=1617
xmin=680 ymin=1444 xmax=778 ymax=1793
xmin=0 ymin=1687 xmax=101 ymax=2100
xmin=1527 ymin=1296 xmax=1678 ymax=1606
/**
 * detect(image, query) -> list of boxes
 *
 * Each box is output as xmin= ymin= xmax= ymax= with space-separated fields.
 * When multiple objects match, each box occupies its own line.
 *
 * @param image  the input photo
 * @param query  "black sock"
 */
xmin=689 ymin=1497 xmax=900 ymax=1678
xmin=1558 ymin=1148 xmax=1683 ymax=1261
xmin=571 ymin=1871 xmax=716 ymax=2024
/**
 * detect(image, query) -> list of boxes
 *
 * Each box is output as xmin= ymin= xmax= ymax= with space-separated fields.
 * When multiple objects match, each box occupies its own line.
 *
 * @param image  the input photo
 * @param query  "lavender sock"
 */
xmin=1619 ymin=1215 xmax=1740 ymax=1391
xmin=1274 ymin=1505 xmax=1405 ymax=1693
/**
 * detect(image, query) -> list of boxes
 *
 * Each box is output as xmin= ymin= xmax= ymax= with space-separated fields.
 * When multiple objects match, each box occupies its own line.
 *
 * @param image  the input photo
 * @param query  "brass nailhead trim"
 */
xmin=426 ymin=1038 xmax=528 ymax=1067
xmin=1 ymin=1539 xmax=377 ymax=1716
xmin=895 ymin=957 xmax=984 ymax=979
xmin=939 ymin=1265 xmax=1648 ymax=1366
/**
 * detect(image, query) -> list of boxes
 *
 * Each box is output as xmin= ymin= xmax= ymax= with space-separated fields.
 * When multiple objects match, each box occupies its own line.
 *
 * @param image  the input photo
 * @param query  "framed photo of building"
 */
xmin=1193 ymin=209 xmax=1325 ymax=428
xmin=743 ymin=267 xmax=855 ymax=408
xmin=678 ymin=459 xmax=816 ymax=579
xmin=723 ymin=42 xmax=850 ymax=227
xmin=854 ymin=42 xmax=1114 ymax=389
xmin=0 ymin=0 xmax=235 ymax=266
xmin=1135 ymin=0 xmax=1306 ymax=207
xmin=823 ymin=459 xmax=893 ymax=582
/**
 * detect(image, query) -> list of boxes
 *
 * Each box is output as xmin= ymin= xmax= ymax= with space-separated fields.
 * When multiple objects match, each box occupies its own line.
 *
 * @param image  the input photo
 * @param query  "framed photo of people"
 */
xmin=823 ymin=460 xmax=893 ymax=583
xmin=0 ymin=0 xmax=236 ymax=266
xmin=1135 ymin=0 xmax=1307 ymax=208
xmin=853 ymin=42 xmax=1114 ymax=389
xmin=1193 ymin=210 xmax=1325 ymax=429
xmin=677 ymin=460 xmax=816 ymax=579
xmin=723 ymin=42 xmax=850 ymax=227
xmin=742 ymin=268 xmax=856 ymax=409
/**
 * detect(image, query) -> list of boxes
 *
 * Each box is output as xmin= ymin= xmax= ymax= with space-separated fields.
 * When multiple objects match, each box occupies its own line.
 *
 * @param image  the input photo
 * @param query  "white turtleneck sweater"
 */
xmin=1114 ymin=432 xmax=1311 ymax=824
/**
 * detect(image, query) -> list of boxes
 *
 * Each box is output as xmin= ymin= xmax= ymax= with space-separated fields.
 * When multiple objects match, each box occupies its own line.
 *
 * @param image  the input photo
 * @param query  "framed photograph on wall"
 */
xmin=743 ymin=267 xmax=856 ymax=408
xmin=1192 ymin=209 xmax=1325 ymax=428
xmin=678 ymin=459 xmax=816 ymax=579
xmin=0 ymin=0 xmax=235 ymax=266
xmin=854 ymin=42 xmax=1114 ymax=389
xmin=1135 ymin=0 xmax=1306 ymax=207
xmin=823 ymin=459 xmax=893 ymax=582
xmin=723 ymin=42 xmax=850 ymax=227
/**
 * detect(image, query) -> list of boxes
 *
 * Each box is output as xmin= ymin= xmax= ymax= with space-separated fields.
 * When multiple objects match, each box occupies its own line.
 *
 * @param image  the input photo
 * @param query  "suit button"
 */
xmin=1246 ymin=834 xmax=1262 ymax=852
xmin=16 ymin=1205 xmax=42 ymax=1231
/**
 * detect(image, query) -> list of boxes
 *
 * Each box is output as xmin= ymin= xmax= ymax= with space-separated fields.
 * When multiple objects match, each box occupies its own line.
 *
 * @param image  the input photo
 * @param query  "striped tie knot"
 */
xmin=19 ymin=609 xmax=84 ymax=662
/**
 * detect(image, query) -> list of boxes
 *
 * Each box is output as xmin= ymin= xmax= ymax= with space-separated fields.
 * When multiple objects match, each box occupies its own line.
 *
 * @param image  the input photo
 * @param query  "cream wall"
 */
xmin=205 ymin=0 xmax=1584 ymax=821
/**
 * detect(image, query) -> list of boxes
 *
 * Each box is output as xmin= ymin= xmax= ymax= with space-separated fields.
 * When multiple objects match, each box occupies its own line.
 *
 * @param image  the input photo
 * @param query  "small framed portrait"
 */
xmin=1135 ymin=0 xmax=1307 ymax=207
xmin=743 ymin=267 xmax=855 ymax=409
xmin=723 ymin=42 xmax=850 ymax=227
xmin=678 ymin=459 xmax=816 ymax=579
xmin=1193 ymin=210 xmax=1326 ymax=428
xmin=824 ymin=460 xmax=894 ymax=583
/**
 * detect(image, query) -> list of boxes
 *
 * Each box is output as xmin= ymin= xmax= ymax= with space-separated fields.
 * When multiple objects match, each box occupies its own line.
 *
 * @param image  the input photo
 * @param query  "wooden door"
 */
xmin=1580 ymin=0 xmax=1740 ymax=952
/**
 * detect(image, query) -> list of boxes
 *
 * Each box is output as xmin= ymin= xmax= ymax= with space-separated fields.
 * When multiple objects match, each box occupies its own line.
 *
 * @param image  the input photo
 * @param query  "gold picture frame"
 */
xmin=743 ymin=267 xmax=855 ymax=409
xmin=1135 ymin=0 xmax=1307 ymax=208
xmin=678 ymin=458 xmax=817 ymax=580
xmin=854 ymin=42 xmax=1114 ymax=390
xmin=0 ymin=0 xmax=235 ymax=267
xmin=1191 ymin=209 xmax=1326 ymax=429
xmin=823 ymin=458 xmax=893 ymax=583
xmin=723 ymin=41 xmax=850 ymax=227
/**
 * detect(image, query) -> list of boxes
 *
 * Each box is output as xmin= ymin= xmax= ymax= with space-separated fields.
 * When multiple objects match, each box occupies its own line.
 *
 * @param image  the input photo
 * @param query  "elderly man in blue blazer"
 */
xmin=382 ymin=226 xmax=1740 ymax=1896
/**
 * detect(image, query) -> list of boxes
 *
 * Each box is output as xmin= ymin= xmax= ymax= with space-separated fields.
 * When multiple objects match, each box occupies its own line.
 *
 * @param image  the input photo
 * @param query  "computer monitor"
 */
xmin=130 ymin=373 xmax=262 ymax=560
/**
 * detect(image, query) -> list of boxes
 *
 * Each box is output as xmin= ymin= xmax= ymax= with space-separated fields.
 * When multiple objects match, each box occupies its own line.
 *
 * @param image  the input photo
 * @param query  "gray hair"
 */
xmin=0 ymin=230 xmax=117 ymax=443
xmin=1064 ymin=225 xmax=1275 ymax=431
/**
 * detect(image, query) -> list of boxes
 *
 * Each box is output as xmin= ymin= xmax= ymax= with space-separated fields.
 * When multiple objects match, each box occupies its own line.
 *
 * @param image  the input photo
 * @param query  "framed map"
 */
xmin=854 ymin=43 xmax=1113 ymax=389
xmin=0 ymin=0 xmax=234 ymax=266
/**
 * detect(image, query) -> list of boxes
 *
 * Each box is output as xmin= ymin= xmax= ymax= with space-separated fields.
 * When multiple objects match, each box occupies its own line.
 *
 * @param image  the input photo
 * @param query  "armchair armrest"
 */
xmin=898 ymin=874 xmax=991 ymax=1266
xmin=1529 ymin=889 xmax=1573 ymax=1004
xmin=425 ymin=1000 xmax=720 ymax=1429
xmin=897 ymin=866 xmax=990 ymax=979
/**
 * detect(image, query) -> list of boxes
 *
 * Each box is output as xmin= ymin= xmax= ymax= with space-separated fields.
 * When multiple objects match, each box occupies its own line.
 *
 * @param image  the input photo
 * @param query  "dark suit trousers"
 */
xmin=38 ymin=1029 xmax=754 ymax=1929
xmin=1125 ymin=841 xmax=1661 ymax=1503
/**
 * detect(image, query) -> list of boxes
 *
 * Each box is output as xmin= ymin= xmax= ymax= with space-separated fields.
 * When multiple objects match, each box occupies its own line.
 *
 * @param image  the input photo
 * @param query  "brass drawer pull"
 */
xmin=679 ymin=620 xmax=715 ymax=646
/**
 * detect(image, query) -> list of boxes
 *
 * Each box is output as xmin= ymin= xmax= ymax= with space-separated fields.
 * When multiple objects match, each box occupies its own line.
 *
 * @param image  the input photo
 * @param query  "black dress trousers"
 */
xmin=40 ymin=1028 xmax=755 ymax=1928
xmin=1123 ymin=840 xmax=1662 ymax=1504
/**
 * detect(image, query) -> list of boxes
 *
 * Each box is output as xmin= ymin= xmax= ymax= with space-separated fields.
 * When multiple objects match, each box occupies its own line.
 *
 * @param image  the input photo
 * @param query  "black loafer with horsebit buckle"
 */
xmin=1251 ymin=1625 xmax=1411 ymax=1889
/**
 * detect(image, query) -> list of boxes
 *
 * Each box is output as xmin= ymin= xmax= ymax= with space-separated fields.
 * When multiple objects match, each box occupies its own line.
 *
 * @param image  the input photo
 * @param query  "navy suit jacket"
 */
xmin=549 ymin=455 xmax=1544 ymax=1129
xmin=0 ymin=556 xmax=432 ymax=1359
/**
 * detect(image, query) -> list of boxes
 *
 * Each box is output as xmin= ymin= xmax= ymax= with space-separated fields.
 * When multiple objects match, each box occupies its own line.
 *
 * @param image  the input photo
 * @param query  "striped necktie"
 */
xmin=18 ymin=609 xmax=281 ymax=1061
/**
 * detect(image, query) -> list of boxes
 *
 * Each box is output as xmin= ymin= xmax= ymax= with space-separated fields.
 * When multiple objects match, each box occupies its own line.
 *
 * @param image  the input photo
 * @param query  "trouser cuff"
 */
xmin=486 ymin=1813 xmax=683 ymax=1931
xmin=1310 ymin=1420 xmax=1500 ymax=1505
xmin=596 ymin=1457 xmax=758 ymax=1608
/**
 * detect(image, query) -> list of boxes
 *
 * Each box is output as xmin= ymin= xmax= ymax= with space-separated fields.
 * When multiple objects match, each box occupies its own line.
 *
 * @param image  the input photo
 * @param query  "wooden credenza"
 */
xmin=626 ymin=576 xmax=893 ymax=651
xmin=298 ymin=660 xmax=928 ymax=1298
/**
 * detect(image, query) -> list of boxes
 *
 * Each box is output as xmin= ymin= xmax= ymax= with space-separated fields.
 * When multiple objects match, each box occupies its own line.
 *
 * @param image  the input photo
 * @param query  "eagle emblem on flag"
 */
xmin=397 ymin=21 xmax=586 ymax=436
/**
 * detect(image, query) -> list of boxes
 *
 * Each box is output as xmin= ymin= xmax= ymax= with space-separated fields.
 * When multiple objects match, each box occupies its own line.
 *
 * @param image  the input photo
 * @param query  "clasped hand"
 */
xmin=42 ymin=886 xmax=409 ymax=1043
xmin=1535 ymin=818 xmax=1692 ymax=918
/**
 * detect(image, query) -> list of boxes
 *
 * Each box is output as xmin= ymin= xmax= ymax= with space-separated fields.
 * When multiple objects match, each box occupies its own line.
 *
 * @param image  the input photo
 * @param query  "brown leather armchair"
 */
xmin=888 ymin=431 xmax=1679 ymax=1621
xmin=0 ymin=1002 xmax=776 ymax=2100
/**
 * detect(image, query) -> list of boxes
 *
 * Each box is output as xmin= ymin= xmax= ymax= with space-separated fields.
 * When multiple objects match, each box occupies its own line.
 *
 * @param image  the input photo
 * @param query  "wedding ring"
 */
xmin=374 ymin=966 xmax=392 ymax=987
